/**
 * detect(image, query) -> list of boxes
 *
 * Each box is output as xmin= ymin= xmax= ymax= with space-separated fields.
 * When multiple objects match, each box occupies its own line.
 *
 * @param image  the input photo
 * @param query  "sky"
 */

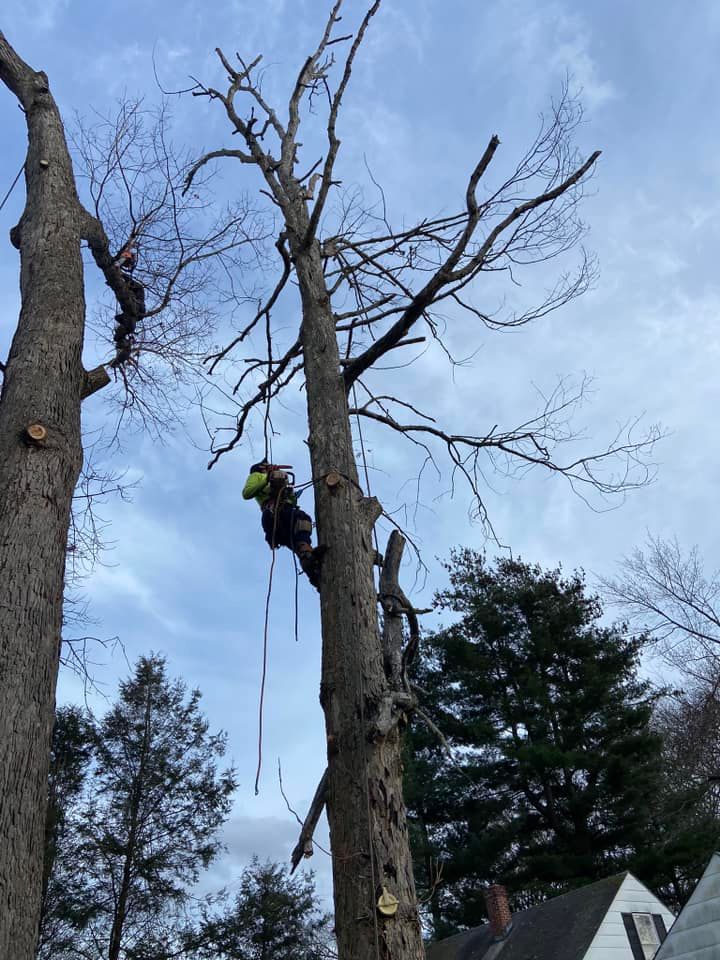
xmin=2 ymin=0 xmax=720 ymax=910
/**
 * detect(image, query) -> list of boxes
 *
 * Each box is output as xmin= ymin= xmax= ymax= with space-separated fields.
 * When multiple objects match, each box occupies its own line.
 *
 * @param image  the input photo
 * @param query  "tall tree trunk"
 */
xmin=0 ymin=36 xmax=86 ymax=959
xmin=289 ymin=216 xmax=424 ymax=959
xmin=107 ymin=817 xmax=137 ymax=960
xmin=107 ymin=681 xmax=153 ymax=960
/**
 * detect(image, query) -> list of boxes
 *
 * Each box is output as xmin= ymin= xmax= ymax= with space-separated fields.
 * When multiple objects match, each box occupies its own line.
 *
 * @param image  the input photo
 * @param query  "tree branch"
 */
xmin=290 ymin=768 xmax=329 ymax=873
xmin=81 ymin=364 xmax=111 ymax=400
xmin=350 ymin=375 xmax=660 ymax=526
xmin=182 ymin=148 xmax=255 ymax=192
xmin=342 ymin=145 xmax=600 ymax=389
xmin=0 ymin=29 xmax=40 ymax=106
xmin=80 ymin=210 xmax=147 ymax=368
xmin=205 ymin=233 xmax=293 ymax=374
xmin=306 ymin=0 xmax=382 ymax=242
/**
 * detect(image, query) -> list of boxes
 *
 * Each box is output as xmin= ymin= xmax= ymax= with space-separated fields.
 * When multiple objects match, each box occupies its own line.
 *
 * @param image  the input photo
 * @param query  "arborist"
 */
xmin=243 ymin=461 xmax=324 ymax=590
xmin=111 ymin=235 xmax=145 ymax=366
xmin=113 ymin=236 xmax=138 ymax=273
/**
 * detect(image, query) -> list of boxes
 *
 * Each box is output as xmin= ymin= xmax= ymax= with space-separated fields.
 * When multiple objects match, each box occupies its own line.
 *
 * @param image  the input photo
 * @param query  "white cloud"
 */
xmin=548 ymin=31 xmax=616 ymax=109
xmin=5 ymin=0 xmax=70 ymax=33
xmin=472 ymin=0 xmax=617 ymax=112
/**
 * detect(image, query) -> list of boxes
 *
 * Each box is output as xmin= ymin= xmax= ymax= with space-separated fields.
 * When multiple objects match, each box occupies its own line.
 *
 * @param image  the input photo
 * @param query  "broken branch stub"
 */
xmin=290 ymin=768 xmax=329 ymax=873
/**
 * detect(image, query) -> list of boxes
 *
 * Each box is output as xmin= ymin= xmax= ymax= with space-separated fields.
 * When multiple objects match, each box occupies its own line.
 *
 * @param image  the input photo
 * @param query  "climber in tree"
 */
xmin=243 ymin=461 xmax=324 ymax=590
xmin=111 ymin=235 xmax=145 ymax=366
xmin=113 ymin=236 xmax=138 ymax=273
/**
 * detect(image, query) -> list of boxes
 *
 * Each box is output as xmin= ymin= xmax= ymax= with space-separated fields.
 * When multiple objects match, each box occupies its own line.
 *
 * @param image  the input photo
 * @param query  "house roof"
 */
xmin=655 ymin=853 xmax=720 ymax=960
xmin=426 ymin=874 xmax=627 ymax=960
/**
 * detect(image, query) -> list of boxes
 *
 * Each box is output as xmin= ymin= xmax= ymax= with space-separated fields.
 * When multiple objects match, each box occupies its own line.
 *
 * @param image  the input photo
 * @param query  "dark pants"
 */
xmin=261 ymin=504 xmax=312 ymax=551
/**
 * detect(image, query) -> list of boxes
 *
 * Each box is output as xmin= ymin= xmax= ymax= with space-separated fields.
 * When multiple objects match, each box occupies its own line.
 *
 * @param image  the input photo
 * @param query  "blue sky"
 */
xmin=2 ymin=0 xmax=720 ymax=906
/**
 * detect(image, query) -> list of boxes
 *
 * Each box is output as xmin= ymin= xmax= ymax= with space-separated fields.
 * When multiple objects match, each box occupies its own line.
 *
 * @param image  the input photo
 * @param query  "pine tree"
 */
xmin=37 ymin=707 xmax=96 ymax=958
xmin=195 ymin=858 xmax=333 ymax=960
xmin=406 ymin=552 xmax=665 ymax=934
xmin=39 ymin=655 xmax=236 ymax=960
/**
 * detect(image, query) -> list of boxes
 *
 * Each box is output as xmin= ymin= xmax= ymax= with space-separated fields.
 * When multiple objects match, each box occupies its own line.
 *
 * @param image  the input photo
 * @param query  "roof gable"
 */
xmin=584 ymin=872 xmax=675 ymax=960
xmin=655 ymin=853 xmax=720 ymax=960
xmin=427 ymin=874 xmax=627 ymax=960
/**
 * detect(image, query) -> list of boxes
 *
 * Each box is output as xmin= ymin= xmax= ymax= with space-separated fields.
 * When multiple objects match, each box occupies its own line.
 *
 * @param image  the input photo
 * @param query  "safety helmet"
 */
xmin=250 ymin=460 xmax=269 ymax=473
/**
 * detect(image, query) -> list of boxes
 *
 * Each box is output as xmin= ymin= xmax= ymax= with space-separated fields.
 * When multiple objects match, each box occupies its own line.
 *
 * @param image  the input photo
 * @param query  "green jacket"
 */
xmin=242 ymin=471 xmax=272 ymax=507
xmin=242 ymin=470 xmax=297 ymax=508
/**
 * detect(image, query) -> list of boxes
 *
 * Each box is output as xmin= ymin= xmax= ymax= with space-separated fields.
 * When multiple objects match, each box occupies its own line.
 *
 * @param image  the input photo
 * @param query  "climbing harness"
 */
xmin=251 ymin=464 xmax=324 ymax=589
xmin=251 ymin=465 xmax=324 ymax=793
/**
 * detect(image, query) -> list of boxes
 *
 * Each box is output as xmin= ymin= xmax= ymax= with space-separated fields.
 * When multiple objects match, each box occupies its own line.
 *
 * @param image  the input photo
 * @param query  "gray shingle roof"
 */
xmin=655 ymin=853 xmax=720 ymax=960
xmin=426 ymin=874 xmax=627 ymax=960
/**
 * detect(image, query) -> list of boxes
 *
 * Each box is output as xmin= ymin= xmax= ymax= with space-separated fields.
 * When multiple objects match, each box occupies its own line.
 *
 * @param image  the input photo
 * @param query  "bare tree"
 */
xmin=656 ymin=677 xmax=720 ymax=810
xmin=602 ymin=534 xmax=720 ymax=685
xmin=60 ymin=450 xmax=136 ymax=692
xmin=0 ymin=34 xmax=262 ymax=959
xmin=185 ymin=4 xmax=658 ymax=958
xmin=651 ymin=672 xmax=720 ymax=905
xmin=73 ymin=97 xmax=267 ymax=434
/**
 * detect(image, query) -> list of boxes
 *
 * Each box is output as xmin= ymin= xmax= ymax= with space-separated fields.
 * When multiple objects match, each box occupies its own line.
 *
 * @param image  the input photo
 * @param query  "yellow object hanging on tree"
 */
xmin=377 ymin=887 xmax=399 ymax=917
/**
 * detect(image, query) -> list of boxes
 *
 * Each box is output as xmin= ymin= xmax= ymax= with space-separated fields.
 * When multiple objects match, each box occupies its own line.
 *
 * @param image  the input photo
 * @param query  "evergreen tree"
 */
xmin=39 ymin=655 xmax=236 ymax=960
xmin=406 ymin=552 xmax=666 ymax=935
xmin=37 ymin=707 xmax=96 ymax=958
xmin=195 ymin=858 xmax=333 ymax=960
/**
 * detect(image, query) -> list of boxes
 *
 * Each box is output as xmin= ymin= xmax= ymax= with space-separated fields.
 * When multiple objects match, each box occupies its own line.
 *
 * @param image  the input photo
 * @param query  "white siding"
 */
xmin=583 ymin=874 xmax=676 ymax=960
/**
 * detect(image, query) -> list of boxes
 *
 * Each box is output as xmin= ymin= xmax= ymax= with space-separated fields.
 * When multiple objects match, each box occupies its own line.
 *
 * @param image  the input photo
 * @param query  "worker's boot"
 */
xmin=298 ymin=545 xmax=325 ymax=591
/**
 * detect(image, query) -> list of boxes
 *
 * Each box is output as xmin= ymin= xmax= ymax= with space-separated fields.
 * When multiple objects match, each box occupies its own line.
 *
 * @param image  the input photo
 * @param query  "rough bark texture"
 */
xmin=0 ymin=35 xmax=86 ymax=959
xmin=286 ymin=199 xmax=424 ymax=959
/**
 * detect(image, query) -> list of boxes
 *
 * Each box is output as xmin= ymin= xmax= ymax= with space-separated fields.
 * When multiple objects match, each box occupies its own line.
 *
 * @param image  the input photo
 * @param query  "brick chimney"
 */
xmin=484 ymin=884 xmax=512 ymax=940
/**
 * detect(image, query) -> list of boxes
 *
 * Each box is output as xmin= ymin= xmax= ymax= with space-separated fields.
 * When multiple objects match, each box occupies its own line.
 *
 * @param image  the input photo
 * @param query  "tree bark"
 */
xmin=107 ymin=684 xmax=152 ymax=960
xmin=286 ymin=202 xmax=424 ymax=958
xmin=0 ymin=34 xmax=86 ymax=960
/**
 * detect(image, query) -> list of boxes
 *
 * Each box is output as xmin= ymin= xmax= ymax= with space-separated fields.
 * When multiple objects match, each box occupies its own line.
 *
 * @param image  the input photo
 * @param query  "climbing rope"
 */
xmin=0 ymin=163 xmax=24 ymax=215
xmin=254 ymin=471 xmax=318 ymax=794
xmin=248 ymin=444 xmax=383 ymax=955
xmin=262 ymin=306 xmax=273 ymax=464
xmin=292 ymin=549 xmax=300 ymax=645
xmin=254 ymin=490 xmax=282 ymax=795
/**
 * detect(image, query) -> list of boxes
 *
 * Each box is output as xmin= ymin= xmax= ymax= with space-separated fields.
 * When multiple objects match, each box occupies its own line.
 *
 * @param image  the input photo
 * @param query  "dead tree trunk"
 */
xmin=187 ymin=8 xmax=649 ymax=957
xmin=0 ymin=37 xmax=86 ymax=959
xmin=289 ymin=224 xmax=424 ymax=957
